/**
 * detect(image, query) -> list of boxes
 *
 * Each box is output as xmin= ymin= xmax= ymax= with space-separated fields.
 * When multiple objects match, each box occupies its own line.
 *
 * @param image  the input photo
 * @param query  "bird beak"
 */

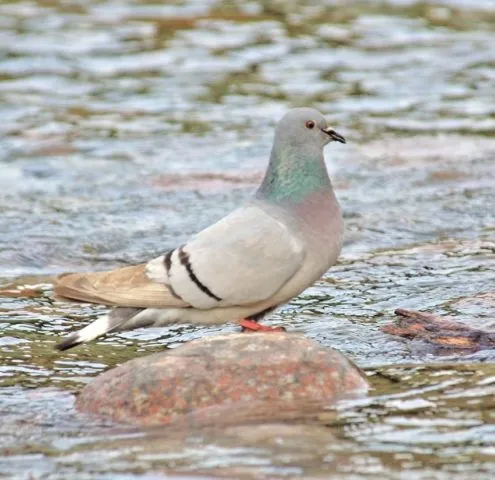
xmin=321 ymin=127 xmax=346 ymax=144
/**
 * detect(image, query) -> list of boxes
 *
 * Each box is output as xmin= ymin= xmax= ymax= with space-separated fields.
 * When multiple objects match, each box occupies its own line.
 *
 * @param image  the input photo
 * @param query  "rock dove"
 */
xmin=54 ymin=108 xmax=346 ymax=350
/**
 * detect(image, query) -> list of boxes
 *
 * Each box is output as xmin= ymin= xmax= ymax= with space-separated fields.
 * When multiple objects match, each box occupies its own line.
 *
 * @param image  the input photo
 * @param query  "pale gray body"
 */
xmin=55 ymin=108 xmax=345 ymax=350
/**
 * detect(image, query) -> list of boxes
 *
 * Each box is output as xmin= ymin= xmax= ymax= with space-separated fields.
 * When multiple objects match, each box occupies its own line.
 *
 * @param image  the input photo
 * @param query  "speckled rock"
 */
xmin=77 ymin=333 xmax=368 ymax=427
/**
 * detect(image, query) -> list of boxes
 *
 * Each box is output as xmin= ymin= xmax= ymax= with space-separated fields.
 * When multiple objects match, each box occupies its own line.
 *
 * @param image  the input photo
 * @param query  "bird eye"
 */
xmin=305 ymin=120 xmax=315 ymax=129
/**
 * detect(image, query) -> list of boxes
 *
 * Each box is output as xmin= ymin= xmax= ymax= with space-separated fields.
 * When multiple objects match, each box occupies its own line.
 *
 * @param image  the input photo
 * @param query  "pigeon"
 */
xmin=54 ymin=107 xmax=346 ymax=350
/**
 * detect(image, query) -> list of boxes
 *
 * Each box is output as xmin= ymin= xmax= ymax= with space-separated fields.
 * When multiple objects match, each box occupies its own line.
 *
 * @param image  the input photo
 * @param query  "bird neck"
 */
xmin=256 ymin=143 xmax=332 ymax=204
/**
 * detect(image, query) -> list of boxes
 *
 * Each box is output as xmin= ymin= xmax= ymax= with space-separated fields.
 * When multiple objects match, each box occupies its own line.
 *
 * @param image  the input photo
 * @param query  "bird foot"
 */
xmin=239 ymin=319 xmax=286 ymax=333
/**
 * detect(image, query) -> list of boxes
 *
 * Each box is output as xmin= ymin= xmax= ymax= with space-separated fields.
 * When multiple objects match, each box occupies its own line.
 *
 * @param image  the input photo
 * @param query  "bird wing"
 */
xmin=54 ymin=264 xmax=189 ymax=308
xmin=55 ymin=205 xmax=306 ymax=310
xmin=145 ymin=204 xmax=306 ymax=309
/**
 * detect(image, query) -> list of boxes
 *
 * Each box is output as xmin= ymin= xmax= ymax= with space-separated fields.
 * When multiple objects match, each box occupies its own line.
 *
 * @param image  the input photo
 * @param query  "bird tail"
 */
xmin=55 ymin=307 xmax=143 ymax=351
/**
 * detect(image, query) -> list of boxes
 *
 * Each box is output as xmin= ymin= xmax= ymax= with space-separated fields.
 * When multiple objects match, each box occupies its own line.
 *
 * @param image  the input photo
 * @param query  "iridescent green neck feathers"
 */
xmin=256 ymin=142 xmax=331 ymax=204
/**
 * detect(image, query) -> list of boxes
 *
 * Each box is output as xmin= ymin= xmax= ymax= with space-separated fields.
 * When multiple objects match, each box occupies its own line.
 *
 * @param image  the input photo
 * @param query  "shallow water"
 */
xmin=0 ymin=0 xmax=494 ymax=478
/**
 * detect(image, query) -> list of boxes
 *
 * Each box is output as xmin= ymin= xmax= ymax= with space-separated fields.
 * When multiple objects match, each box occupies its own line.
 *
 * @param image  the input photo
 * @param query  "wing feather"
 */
xmin=54 ymin=264 xmax=188 ymax=308
xmin=146 ymin=205 xmax=306 ymax=309
xmin=56 ymin=206 xmax=305 ymax=310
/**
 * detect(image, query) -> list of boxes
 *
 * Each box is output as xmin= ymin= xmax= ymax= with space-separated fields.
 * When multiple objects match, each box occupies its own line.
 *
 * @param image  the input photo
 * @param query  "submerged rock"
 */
xmin=382 ymin=308 xmax=495 ymax=350
xmin=77 ymin=333 xmax=368 ymax=427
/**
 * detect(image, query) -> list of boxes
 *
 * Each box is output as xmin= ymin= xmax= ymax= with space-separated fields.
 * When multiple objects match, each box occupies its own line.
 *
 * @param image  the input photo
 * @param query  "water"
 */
xmin=0 ymin=0 xmax=494 ymax=478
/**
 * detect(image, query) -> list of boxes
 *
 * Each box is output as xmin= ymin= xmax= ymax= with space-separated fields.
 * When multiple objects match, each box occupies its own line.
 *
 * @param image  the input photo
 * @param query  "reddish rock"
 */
xmin=151 ymin=170 xmax=262 ymax=192
xmin=77 ymin=333 xmax=368 ymax=427
xmin=382 ymin=308 xmax=495 ymax=350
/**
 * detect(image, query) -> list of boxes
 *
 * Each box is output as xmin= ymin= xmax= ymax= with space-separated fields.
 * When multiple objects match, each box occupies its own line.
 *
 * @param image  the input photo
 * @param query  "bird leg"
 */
xmin=239 ymin=319 xmax=286 ymax=333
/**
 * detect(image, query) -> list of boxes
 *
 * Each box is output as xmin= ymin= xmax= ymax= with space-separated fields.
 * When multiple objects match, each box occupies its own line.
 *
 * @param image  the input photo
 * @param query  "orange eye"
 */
xmin=305 ymin=120 xmax=315 ymax=129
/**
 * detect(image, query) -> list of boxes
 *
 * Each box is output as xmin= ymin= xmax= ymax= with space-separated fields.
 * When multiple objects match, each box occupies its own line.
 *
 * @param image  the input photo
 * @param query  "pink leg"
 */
xmin=239 ymin=319 xmax=286 ymax=333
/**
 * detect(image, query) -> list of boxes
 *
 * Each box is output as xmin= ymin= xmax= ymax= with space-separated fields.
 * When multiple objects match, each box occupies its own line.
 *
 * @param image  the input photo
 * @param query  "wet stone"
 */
xmin=76 ymin=333 xmax=368 ymax=427
xmin=382 ymin=308 xmax=495 ymax=351
xmin=150 ymin=170 xmax=263 ymax=192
